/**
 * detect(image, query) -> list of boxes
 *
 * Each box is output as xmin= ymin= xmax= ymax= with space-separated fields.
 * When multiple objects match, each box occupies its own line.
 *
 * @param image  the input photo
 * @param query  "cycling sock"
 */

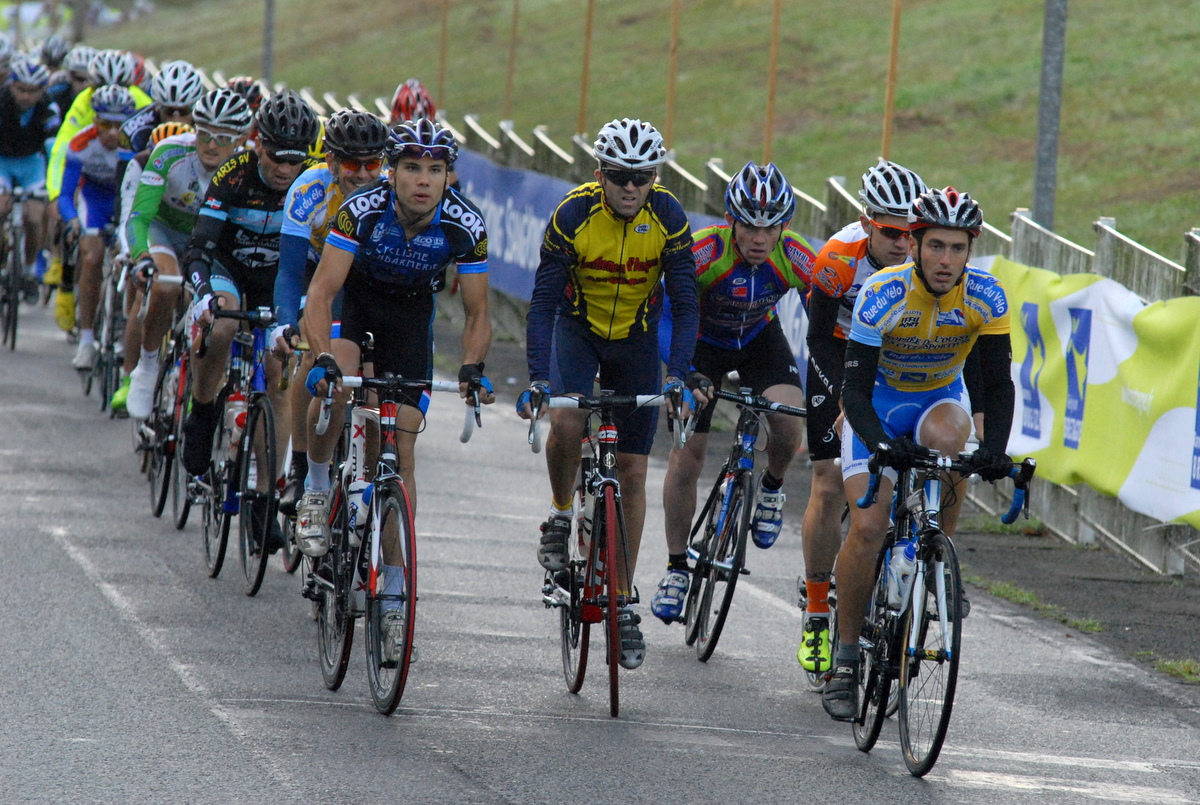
xmin=835 ymin=642 xmax=858 ymax=665
xmin=79 ymin=328 xmax=95 ymax=346
xmin=140 ymin=347 xmax=159 ymax=364
xmin=306 ymin=458 xmax=331 ymax=492
xmin=290 ymin=450 xmax=308 ymax=480
xmin=805 ymin=580 xmax=831 ymax=615
xmin=381 ymin=563 xmax=405 ymax=600
xmin=550 ymin=499 xmax=572 ymax=516
xmin=667 ymin=553 xmax=689 ymax=572
xmin=760 ymin=470 xmax=784 ymax=491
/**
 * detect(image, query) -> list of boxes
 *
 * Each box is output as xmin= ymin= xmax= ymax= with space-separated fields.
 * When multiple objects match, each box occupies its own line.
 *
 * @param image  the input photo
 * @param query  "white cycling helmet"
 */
xmin=725 ymin=161 xmax=796 ymax=228
xmin=150 ymin=60 xmax=205 ymax=108
xmin=91 ymin=84 xmax=136 ymax=122
xmin=859 ymin=158 xmax=927 ymax=218
xmin=909 ymin=186 xmax=983 ymax=238
xmin=89 ymin=49 xmax=135 ymax=87
xmin=10 ymin=56 xmax=51 ymax=88
xmin=192 ymin=87 xmax=253 ymax=133
xmin=65 ymin=44 xmax=97 ymax=74
xmin=592 ymin=118 xmax=667 ymax=170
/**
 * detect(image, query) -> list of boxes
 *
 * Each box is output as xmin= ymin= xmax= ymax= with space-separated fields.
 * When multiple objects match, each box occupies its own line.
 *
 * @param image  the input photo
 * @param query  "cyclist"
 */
xmin=517 ymin=117 xmax=700 ymax=671
xmin=821 ymin=187 xmax=1015 ymax=721
xmin=296 ymin=118 xmax=492 ymax=551
xmin=795 ymin=159 xmax=926 ymax=675
xmin=180 ymin=90 xmax=319 ymax=494
xmin=650 ymin=161 xmax=814 ymax=623
xmin=115 ymin=60 xmax=205 ymax=190
xmin=39 ymin=35 xmax=71 ymax=75
xmin=45 ymin=45 xmax=96 ymax=129
xmin=0 ymin=57 xmax=58 ymax=293
xmin=59 ymin=84 xmax=137 ymax=370
xmin=297 ymin=119 xmax=493 ymax=657
xmin=119 ymin=89 xmax=253 ymax=418
xmin=271 ymin=107 xmax=388 ymax=515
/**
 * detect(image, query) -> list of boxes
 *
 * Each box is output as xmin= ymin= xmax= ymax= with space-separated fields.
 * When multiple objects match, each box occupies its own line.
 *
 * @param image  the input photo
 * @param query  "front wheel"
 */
xmin=237 ymin=396 xmax=276 ymax=597
xmin=599 ymin=486 xmax=621 ymax=718
xmin=200 ymin=406 xmax=232 ymax=578
xmin=899 ymin=530 xmax=963 ymax=777
xmin=365 ymin=480 xmax=417 ymax=715
xmin=694 ymin=470 xmax=751 ymax=662
xmin=316 ymin=488 xmax=354 ymax=690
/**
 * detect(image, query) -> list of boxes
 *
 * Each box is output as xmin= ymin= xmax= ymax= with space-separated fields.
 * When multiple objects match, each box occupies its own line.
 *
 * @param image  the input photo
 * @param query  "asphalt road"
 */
xmin=3 ymin=302 xmax=1200 ymax=804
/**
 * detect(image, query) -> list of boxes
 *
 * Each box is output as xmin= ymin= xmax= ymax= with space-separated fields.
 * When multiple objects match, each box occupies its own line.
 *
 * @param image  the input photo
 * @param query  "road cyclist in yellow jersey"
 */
xmin=796 ymin=159 xmax=927 ymax=677
xmin=651 ymin=162 xmax=815 ymax=622
xmin=822 ymin=186 xmax=1016 ymax=721
xmin=518 ymin=117 xmax=702 ymax=671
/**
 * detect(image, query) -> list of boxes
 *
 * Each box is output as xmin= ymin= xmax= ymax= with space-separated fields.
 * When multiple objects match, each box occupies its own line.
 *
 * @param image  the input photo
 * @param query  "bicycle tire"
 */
xmin=853 ymin=550 xmax=892 ymax=753
xmin=279 ymin=514 xmax=303 ymax=573
xmin=201 ymin=403 xmax=232 ymax=578
xmin=561 ymin=506 xmax=590 ymax=692
xmin=2 ymin=231 xmax=20 ymax=350
xmin=365 ymin=479 xmax=417 ymax=715
xmin=237 ymin=396 xmax=276 ymax=596
xmin=682 ymin=479 xmax=721 ymax=647
xmin=147 ymin=355 xmax=175 ymax=518
xmin=170 ymin=360 xmax=193 ymax=530
xmin=316 ymin=486 xmax=354 ymax=690
xmin=695 ymin=470 xmax=751 ymax=662
xmin=899 ymin=530 xmax=963 ymax=777
xmin=601 ymin=486 xmax=621 ymax=718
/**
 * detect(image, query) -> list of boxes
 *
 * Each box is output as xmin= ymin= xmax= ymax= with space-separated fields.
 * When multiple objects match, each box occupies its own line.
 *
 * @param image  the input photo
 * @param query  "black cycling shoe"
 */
xmin=247 ymin=499 xmax=285 ymax=556
xmin=278 ymin=476 xmax=303 ymax=517
xmin=181 ymin=403 xmax=220 ymax=477
xmin=821 ymin=663 xmax=859 ymax=722
xmin=537 ymin=514 xmax=571 ymax=571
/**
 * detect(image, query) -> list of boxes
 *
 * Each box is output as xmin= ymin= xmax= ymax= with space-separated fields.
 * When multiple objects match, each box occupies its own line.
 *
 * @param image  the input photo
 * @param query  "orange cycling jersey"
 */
xmin=808 ymin=221 xmax=880 ymax=340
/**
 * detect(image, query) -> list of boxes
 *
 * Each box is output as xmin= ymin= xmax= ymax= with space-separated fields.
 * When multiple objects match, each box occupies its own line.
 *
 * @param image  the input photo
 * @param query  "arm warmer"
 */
xmin=974 ymin=333 xmax=1016 ymax=454
xmin=273 ymin=233 xmax=310 ymax=329
xmin=805 ymin=289 xmax=845 ymax=400
xmin=841 ymin=339 xmax=890 ymax=451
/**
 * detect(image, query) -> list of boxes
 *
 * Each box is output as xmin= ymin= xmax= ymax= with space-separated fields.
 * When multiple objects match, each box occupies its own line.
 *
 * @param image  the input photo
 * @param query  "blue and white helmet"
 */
xmin=725 ymin=161 xmax=796 ymax=228
xmin=384 ymin=118 xmax=458 ymax=166
xmin=91 ymin=84 xmax=136 ymax=122
xmin=10 ymin=56 xmax=51 ymax=88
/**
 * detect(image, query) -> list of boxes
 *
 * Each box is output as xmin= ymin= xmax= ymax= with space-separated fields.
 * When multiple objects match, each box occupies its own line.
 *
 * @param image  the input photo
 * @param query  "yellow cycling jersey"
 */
xmin=848 ymin=262 xmax=1011 ymax=392
xmin=47 ymin=84 xmax=153 ymax=201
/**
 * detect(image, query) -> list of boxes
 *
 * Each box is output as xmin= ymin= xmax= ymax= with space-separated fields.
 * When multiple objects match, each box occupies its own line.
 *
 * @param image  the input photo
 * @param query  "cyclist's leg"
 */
xmin=21 ymin=197 xmax=46 ymax=270
xmin=914 ymin=385 xmax=972 ymax=536
xmin=181 ymin=262 xmax=241 ymax=475
xmin=661 ymin=430 xmax=708 ymax=554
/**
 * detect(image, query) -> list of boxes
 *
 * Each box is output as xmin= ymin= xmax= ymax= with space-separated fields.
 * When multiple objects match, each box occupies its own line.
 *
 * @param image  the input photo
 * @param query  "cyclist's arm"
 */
xmin=302 ymin=243 xmax=353 ymax=358
xmin=525 ymin=246 xmax=572 ymax=383
xmin=125 ymin=156 xmax=168 ymax=260
xmin=660 ymin=239 xmax=700 ymax=381
xmin=841 ymin=338 xmax=890 ymax=450
xmin=116 ymin=158 xmax=142 ymax=256
xmin=974 ymin=332 xmax=1015 ymax=454
xmin=46 ymin=90 xmax=91 ymax=201
xmin=457 ymin=271 xmax=491 ymax=367
xmin=805 ymin=287 xmax=845 ymax=400
xmin=56 ymin=151 xmax=83 ymax=223
xmin=273 ymin=233 xmax=309 ymax=330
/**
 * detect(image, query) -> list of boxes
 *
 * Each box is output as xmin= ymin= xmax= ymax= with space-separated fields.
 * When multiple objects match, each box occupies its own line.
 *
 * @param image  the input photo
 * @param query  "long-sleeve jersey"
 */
xmin=274 ymin=163 xmax=347 ymax=328
xmin=46 ymin=84 xmax=152 ymax=201
xmin=57 ymin=125 xmax=120 ymax=222
xmin=526 ymin=182 xmax=699 ymax=382
xmin=126 ymin=132 xmax=216 ymax=258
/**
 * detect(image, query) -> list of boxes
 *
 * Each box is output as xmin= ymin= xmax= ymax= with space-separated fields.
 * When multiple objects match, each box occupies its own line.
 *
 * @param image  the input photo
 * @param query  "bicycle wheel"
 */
xmin=237 ymin=396 xmax=276 ymax=596
xmin=279 ymin=514 xmax=303 ymax=573
xmin=560 ymin=513 xmax=590 ymax=693
xmin=853 ymin=551 xmax=893 ymax=753
xmin=170 ymin=360 xmax=193 ymax=530
xmin=695 ymin=470 xmax=751 ymax=662
xmin=201 ymin=406 xmax=232 ymax=578
xmin=315 ymin=486 xmax=354 ymax=690
xmin=365 ymin=479 xmax=417 ymax=715
xmin=147 ymin=356 xmax=175 ymax=518
xmin=899 ymin=530 xmax=963 ymax=777
xmin=682 ymin=478 xmax=721 ymax=647
xmin=599 ymin=486 xmax=621 ymax=718
xmin=2 ymin=233 xmax=20 ymax=350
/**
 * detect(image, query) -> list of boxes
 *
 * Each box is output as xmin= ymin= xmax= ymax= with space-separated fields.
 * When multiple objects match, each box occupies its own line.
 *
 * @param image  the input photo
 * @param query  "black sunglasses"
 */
xmin=601 ymin=168 xmax=656 ymax=188
xmin=262 ymin=143 xmax=307 ymax=166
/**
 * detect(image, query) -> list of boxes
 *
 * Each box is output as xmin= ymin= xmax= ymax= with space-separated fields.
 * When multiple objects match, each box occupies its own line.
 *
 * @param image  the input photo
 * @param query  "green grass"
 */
xmin=1154 ymin=659 xmax=1200 ymax=684
xmin=959 ymin=512 xmax=1045 ymax=536
xmin=88 ymin=0 xmax=1200 ymax=258
xmin=963 ymin=572 xmax=1102 ymax=633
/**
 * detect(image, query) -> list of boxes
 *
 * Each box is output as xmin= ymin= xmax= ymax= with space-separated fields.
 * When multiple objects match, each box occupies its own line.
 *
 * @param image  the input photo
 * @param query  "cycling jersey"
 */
xmin=0 ymin=85 xmax=59 ymax=160
xmin=117 ymin=103 xmax=158 ymax=163
xmin=46 ymin=84 xmax=151 ymax=201
xmin=526 ymin=181 xmax=699 ymax=382
xmin=324 ymin=178 xmax=488 ymax=296
xmin=848 ymin=262 xmax=1011 ymax=392
xmin=127 ymin=132 xmax=214 ymax=258
xmin=58 ymin=125 xmax=120 ymax=223
xmin=187 ymin=149 xmax=311 ymax=298
xmin=275 ymin=163 xmax=347 ymax=328
xmin=691 ymin=222 xmax=815 ymax=349
xmin=808 ymin=221 xmax=880 ymax=340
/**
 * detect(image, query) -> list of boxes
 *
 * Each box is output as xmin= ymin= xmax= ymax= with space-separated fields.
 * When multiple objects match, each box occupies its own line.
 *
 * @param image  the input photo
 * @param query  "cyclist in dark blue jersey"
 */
xmin=297 ymin=118 xmax=494 ymax=559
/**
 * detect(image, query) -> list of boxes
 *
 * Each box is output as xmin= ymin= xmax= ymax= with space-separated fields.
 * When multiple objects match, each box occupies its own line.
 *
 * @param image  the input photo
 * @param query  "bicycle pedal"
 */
xmin=739 ymin=567 xmax=751 ymax=576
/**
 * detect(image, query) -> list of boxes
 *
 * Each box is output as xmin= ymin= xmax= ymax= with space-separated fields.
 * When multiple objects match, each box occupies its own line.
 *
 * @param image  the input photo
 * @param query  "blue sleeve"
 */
xmin=660 ymin=239 xmax=699 ymax=380
xmin=58 ymin=153 xmax=82 ymax=221
xmin=658 ymin=290 xmax=673 ymax=366
xmin=525 ymin=246 xmax=570 ymax=383
xmin=274 ymin=233 xmax=310 ymax=329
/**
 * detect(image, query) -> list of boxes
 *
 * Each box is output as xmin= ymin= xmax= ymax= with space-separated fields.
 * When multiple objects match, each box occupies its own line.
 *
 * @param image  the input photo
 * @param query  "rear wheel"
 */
xmin=237 ymin=396 xmax=276 ymax=596
xmin=1 ymin=236 xmax=19 ymax=350
xmin=853 ymin=551 xmax=893 ymax=753
xmin=147 ymin=355 xmax=175 ymax=518
xmin=695 ymin=470 xmax=751 ymax=662
xmin=201 ymin=407 xmax=232 ymax=578
xmin=899 ymin=530 xmax=963 ymax=777
xmin=365 ymin=480 xmax=417 ymax=715
xmin=316 ymin=487 xmax=354 ymax=690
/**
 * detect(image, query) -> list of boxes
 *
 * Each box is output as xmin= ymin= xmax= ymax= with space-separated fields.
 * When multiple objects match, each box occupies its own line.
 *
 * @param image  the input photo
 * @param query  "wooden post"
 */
xmin=763 ymin=0 xmax=781 ymax=164
xmin=880 ymin=0 xmax=902 ymax=159
xmin=665 ymin=0 xmax=681 ymax=146
xmin=503 ymin=0 xmax=520 ymax=120
xmin=577 ymin=0 xmax=595 ymax=136
xmin=438 ymin=0 xmax=450 ymax=105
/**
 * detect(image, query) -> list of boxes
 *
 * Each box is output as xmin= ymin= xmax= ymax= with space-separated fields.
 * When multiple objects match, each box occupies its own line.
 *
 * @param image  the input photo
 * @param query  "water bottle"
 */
xmin=347 ymin=479 xmax=372 ymax=545
xmin=886 ymin=537 xmax=917 ymax=609
xmin=577 ymin=432 xmax=595 ymax=550
xmin=224 ymin=391 xmax=247 ymax=458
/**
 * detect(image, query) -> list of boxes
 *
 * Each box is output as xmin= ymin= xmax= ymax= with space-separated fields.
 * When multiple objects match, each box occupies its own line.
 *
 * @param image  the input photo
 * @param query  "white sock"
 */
xmin=305 ymin=458 xmax=331 ymax=492
xmin=140 ymin=347 xmax=160 ymax=364
xmin=79 ymin=329 xmax=95 ymax=345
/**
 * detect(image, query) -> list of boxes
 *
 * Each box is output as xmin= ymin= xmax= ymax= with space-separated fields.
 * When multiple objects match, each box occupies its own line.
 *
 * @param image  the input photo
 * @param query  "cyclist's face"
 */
xmin=255 ymin=140 xmax=307 ymax=190
xmin=861 ymin=213 xmax=913 ymax=267
xmin=329 ymin=152 xmax=384 ymax=196
xmin=389 ymin=155 xmax=448 ymax=221
xmin=195 ymin=126 xmax=245 ymax=169
xmin=94 ymin=119 xmax=121 ymax=149
xmin=726 ymin=214 xmax=785 ymax=265
xmin=595 ymin=167 xmax=655 ymax=219
xmin=914 ymin=227 xmax=971 ymax=295
xmin=10 ymin=81 xmax=44 ymax=111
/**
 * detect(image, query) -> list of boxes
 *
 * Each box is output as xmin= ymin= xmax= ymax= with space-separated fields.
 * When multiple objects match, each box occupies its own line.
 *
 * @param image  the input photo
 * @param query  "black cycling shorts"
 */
xmin=207 ymin=256 xmax=275 ymax=311
xmin=690 ymin=317 xmax=802 ymax=434
xmin=805 ymin=336 xmax=848 ymax=461
xmin=339 ymin=282 xmax=434 ymax=411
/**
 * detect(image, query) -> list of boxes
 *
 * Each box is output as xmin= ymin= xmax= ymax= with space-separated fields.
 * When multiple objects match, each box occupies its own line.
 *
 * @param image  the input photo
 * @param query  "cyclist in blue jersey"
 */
xmin=271 ymin=108 xmax=388 ymax=515
xmin=821 ymin=187 xmax=1015 ymax=721
xmin=651 ymin=162 xmax=815 ymax=622
xmin=297 ymin=118 xmax=494 ymax=558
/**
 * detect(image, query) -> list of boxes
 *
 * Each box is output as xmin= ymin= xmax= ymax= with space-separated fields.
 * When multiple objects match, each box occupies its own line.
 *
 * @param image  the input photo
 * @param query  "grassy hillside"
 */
xmin=90 ymin=0 xmax=1200 ymax=258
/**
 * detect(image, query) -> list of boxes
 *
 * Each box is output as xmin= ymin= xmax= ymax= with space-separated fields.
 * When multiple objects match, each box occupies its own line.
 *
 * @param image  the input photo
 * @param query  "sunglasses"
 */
xmin=69 ymin=72 xmax=90 ymax=83
xmin=161 ymin=105 xmax=191 ymax=118
xmin=262 ymin=143 xmax=307 ymax=166
xmin=94 ymin=119 xmax=121 ymax=131
xmin=601 ymin=168 xmax=656 ymax=188
xmin=337 ymin=156 xmax=383 ymax=172
xmin=195 ymin=127 xmax=241 ymax=147
xmin=869 ymin=218 xmax=912 ymax=240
